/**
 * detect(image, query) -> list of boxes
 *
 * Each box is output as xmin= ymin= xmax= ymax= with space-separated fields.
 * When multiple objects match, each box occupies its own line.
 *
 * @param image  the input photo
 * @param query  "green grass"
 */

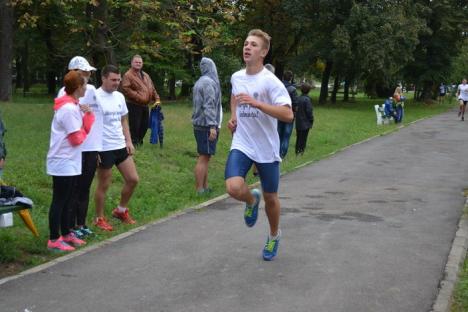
xmin=452 ymin=256 xmax=468 ymax=311
xmin=0 ymin=92 xmax=456 ymax=278
xmin=451 ymin=197 xmax=468 ymax=312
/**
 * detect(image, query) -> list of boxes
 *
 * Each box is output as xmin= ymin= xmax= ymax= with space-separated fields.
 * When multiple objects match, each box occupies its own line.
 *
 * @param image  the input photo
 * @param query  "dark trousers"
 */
xmin=295 ymin=129 xmax=310 ymax=155
xmin=127 ymin=102 xmax=149 ymax=145
xmin=278 ymin=120 xmax=294 ymax=158
xmin=70 ymin=151 xmax=98 ymax=228
xmin=395 ymin=104 xmax=404 ymax=123
xmin=49 ymin=175 xmax=77 ymax=240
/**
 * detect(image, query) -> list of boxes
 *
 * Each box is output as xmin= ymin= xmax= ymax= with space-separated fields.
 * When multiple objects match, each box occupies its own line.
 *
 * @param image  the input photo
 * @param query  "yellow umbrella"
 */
xmin=18 ymin=209 xmax=39 ymax=237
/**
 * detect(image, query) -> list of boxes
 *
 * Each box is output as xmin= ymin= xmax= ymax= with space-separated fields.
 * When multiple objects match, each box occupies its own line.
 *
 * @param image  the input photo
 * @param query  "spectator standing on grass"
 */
xmin=278 ymin=70 xmax=297 ymax=159
xmin=0 ymin=111 xmax=6 ymax=180
xmin=93 ymin=65 xmax=139 ymax=231
xmin=438 ymin=82 xmax=447 ymax=104
xmin=225 ymin=29 xmax=293 ymax=261
xmin=121 ymin=55 xmax=160 ymax=146
xmin=456 ymin=78 xmax=468 ymax=121
xmin=57 ymin=56 xmax=100 ymax=239
xmin=295 ymin=83 xmax=314 ymax=155
xmin=47 ymin=71 xmax=95 ymax=252
xmin=192 ymin=57 xmax=222 ymax=195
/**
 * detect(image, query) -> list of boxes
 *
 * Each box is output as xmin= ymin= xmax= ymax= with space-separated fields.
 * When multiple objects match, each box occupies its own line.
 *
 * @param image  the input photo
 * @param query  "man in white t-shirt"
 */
xmin=93 ymin=65 xmax=139 ymax=231
xmin=225 ymin=29 xmax=294 ymax=261
xmin=456 ymin=78 xmax=468 ymax=121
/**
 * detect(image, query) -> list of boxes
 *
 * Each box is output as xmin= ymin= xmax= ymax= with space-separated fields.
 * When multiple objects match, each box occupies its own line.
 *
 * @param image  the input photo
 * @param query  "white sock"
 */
xmin=117 ymin=206 xmax=127 ymax=213
xmin=269 ymin=229 xmax=282 ymax=241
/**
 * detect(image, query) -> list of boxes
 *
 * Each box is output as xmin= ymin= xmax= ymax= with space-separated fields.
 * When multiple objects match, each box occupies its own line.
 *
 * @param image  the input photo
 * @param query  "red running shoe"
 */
xmin=94 ymin=217 xmax=113 ymax=231
xmin=112 ymin=208 xmax=136 ymax=224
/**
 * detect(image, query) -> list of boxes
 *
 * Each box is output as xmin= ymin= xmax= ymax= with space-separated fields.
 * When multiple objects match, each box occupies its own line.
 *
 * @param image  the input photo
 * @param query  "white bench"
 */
xmin=374 ymin=104 xmax=394 ymax=125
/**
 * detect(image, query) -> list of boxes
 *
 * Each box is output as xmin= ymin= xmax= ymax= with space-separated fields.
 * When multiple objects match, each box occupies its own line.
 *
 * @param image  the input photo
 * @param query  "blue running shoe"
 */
xmin=244 ymin=188 xmax=261 ymax=227
xmin=263 ymin=234 xmax=280 ymax=261
xmin=80 ymin=226 xmax=94 ymax=237
xmin=71 ymin=228 xmax=85 ymax=239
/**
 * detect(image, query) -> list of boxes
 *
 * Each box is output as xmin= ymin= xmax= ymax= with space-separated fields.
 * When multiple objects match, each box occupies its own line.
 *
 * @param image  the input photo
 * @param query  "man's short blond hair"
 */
xmin=248 ymin=29 xmax=271 ymax=51
xmin=132 ymin=54 xmax=142 ymax=61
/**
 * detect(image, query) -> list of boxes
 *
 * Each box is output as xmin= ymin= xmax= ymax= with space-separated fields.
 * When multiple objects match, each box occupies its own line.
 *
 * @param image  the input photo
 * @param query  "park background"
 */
xmin=0 ymin=1 xmax=468 ymax=311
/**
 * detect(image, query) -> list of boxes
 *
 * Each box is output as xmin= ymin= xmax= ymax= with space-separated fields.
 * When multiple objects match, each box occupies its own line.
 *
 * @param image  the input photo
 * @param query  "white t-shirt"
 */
xmin=58 ymin=85 xmax=103 ymax=152
xmin=95 ymin=88 xmax=128 ymax=151
xmin=46 ymin=102 xmax=83 ymax=176
xmin=230 ymin=68 xmax=291 ymax=163
xmin=457 ymin=84 xmax=468 ymax=101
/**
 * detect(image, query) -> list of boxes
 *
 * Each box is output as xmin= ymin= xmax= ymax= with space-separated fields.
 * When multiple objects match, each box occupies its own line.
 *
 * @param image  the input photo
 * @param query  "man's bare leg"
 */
xmin=94 ymin=168 xmax=112 ymax=218
xmin=263 ymin=192 xmax=280 ymax=236
xmin=116 ymin=156 xmax=139 ymax=208
xmin=225 ymin=176 xmax=256 ymax=205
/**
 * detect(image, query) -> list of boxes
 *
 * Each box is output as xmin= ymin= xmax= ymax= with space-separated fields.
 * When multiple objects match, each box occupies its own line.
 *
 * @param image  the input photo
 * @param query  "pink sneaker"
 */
xmin=62 ymin=232 xmax=86 ymax=247
xmin=47 ymin=237 xmax=75 ymax=252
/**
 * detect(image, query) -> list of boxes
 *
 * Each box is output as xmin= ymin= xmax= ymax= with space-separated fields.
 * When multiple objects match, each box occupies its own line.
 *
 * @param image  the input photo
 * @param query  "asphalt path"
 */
xmin=1 ymin=111 xmax=467 ymax=312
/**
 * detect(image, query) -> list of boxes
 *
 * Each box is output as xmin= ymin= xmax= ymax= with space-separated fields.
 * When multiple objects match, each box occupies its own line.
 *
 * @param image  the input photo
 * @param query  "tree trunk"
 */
xmin=168 ymin=74 xmax=176 ymax=100
xmin=180 ymin=52 xmax=194 ymax=97
xmin=274 ymin=61 xmax=285 ymax=80
xmin=22 ymin=40 xmax=30 ymax=93
xmin=90 ymin=0 xmax=116 ymax=82
xmin=343 ymin=79 xmax=350 ymax=102
xmin=42 ymin=20 xmax=57 ymax=95
xmin=0 ymin=0 xmax=14 ymax=101
xmin=15 ymin=55 xmax=22 ymax=89
xmin=331 ymin=75 xmax=339 ymax=103
xmin=319 ymin=60 xmax=333 ymax=104
xmin=414 ymin=85 xmax=421 ymax=101
xmin=421 ymin=80 xmax=434 ymax=102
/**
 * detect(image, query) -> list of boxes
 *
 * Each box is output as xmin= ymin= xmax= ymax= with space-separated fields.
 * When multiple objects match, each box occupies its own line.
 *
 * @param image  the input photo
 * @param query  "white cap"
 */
xmin=68 ymin=56 xmax=96 ymax=71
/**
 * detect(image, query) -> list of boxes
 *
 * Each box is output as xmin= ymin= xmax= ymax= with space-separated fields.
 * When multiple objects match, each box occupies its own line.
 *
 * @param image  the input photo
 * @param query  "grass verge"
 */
xmin=451 ymin=192 xmax=468 ymax=312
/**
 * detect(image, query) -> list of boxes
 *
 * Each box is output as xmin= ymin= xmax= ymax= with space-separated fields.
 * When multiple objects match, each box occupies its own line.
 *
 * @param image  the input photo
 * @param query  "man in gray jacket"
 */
xmin=192 ymin=57 xmax=222 ymax=195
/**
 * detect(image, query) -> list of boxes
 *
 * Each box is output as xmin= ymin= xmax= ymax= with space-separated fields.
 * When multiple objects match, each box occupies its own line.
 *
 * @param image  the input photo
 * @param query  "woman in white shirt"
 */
xmin=46 ymin=71 xmax=95 ymax=252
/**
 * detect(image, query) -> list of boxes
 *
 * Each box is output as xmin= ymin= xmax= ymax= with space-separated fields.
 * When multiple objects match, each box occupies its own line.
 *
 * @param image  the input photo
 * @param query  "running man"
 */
xmin=225 ymin=29 xmax=294 ymax=261
xmin=457 ymin=78 xmax=468 ymax=121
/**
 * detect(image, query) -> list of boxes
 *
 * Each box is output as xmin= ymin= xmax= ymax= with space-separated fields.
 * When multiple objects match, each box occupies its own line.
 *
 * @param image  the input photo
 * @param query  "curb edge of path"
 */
xmin=0 ymin=192 xmax=231 ymax=287
xmin=431 ymin=194 xmax=468 ymax=312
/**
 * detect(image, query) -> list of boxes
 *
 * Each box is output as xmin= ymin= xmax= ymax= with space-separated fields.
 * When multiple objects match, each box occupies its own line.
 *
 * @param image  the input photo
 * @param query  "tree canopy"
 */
xmin=0 ymin=0 xmax=466 ymax=102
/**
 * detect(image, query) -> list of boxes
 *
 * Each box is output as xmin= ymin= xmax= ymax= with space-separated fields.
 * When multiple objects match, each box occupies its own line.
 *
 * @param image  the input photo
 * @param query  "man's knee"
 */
xmin=197 ymin=154 xmax=211 ymax=164
xmin=225 ymin=177 xmax=244 ymax=197
xmin=126 ymin=173 xmax=139 ymax=187
xmin=263 ymin=192 xmax=279 ymax=206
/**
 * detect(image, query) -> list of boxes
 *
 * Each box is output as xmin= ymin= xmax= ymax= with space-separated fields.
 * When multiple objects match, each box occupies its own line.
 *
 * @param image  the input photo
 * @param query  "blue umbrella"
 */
xmin=149 ymin=105 xmax=164 ymax=147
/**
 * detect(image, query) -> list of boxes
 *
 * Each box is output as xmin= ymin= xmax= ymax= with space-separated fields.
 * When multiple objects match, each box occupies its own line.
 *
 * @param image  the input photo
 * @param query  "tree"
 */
xmin=450 ymin=38 xmax=468 ymax=83
xmin=404 ymin=0 xmax=467 ymax=101
xmin=345 ymin=0 xmax=426 ymax=97
xmin=0 ymin=0 xmax=14 ymax=101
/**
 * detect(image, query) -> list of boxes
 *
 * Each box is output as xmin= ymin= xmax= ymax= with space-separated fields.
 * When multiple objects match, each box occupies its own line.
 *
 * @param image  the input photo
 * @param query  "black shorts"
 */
xmin=98 ymin=148 xmax=129 ymax=169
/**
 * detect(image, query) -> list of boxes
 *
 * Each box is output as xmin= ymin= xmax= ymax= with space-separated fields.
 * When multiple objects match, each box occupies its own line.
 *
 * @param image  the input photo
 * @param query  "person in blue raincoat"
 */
xmin=192 ymin=57 xmax=222 ymax=195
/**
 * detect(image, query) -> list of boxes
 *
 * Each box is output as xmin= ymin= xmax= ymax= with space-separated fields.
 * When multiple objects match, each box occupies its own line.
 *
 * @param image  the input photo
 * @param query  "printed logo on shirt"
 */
xmin=239 ymin=103 xmax=259 ymax=118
